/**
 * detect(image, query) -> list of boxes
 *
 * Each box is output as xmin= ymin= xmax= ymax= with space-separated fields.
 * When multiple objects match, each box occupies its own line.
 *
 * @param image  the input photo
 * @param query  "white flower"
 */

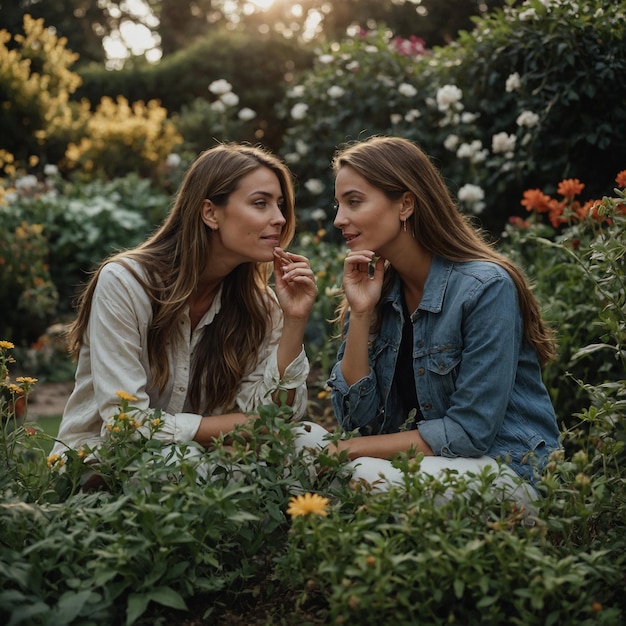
xmin=461 ymin=112 xmax=478 ymax=124
xmin=492 ymin=132 xmax=517 ymax=154
xmin=365 ymin=45 xmax=378 ymax=53
xmin=238 ymin=107 xmax=256 ymax=121
xmin=346 ymin=61 xmax=359 ymax=71
xmin=404 ymin=109 xmax=421 ymax=122
xmin=311 ymin=208 xmax=327 ymax=221
xmin=304 ymin=179 xmax=324 ymax=195
xmin=519 ymin=8 xmax=538 ymax=20
xmin=505 ymin=72 xmax=521 ymax=93
xmin=211 ymin=100 xmax=226 ymax=113
xmin=295 ymin=139 xmax=309 ymax=155
xmin=436 ymin=84 xmax=463 ymax=111
xmin=456 ymin=139 xmax=484 ymax=161
xmin=390 ymin=113 xmax=403 ymax=125
xmin=516 ymin=110 xmax=540 ymax=128
xmin=209 ymin=79 xmax=232 ymax=95
xmin=15 ymin=175 xmax=38 ymax=190
xmin=291 ymin=102 xmax=309 ymax=120
xmin=44 ymin=164 xmax=58 ymax=176
xmin=289 ymin=85 xmax=306 ymax=98
xmin=443 ymin=134 xmax=460 ymax=151
xmin=318 ymin=54 xmax=334 ymax=64
xmin=327 ymin=85 xmax=345 ymax=99
xmin=284 ymin=152 xmax=300 ymax=164
xmin=458 ymin=184 xmax=486 ymax=214
xmin=398 ymin=83 xmax=417 ymax=97
xmin=166 ymin=153 xmax=181 ymax=168
xmin=220 ymin=92 xmax=239 ymax=107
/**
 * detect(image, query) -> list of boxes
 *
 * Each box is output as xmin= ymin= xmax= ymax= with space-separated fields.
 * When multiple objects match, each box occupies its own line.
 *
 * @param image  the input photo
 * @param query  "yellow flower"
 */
xmin=46 ymin=453 xmax=65 ymax=468
xmin=152 ymin=418 xmax=162 ymax=427
xmin=16 ymin=376 xmax=38 ymax=384
xmin=0 ymin=341 xmax=15 ymax=349
xmin=287 ymin=493 xmax=329 ymax=518
xmin=115 ymin=391 xmax=138 ymax=402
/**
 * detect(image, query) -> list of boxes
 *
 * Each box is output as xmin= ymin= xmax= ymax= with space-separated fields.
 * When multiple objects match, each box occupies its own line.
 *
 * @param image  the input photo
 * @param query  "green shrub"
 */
xmin=281 ymin=0 xmax=626 ymax=235
xmin=0 ymin=174 xmax=170 ymax=320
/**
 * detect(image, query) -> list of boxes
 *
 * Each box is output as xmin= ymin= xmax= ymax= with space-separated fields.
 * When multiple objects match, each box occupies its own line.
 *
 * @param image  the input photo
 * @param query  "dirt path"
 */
xmin=27 ymin=381 xmax=74 ymax=419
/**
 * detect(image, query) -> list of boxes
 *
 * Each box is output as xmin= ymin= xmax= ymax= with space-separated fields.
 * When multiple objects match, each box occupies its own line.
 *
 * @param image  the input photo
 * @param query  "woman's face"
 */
xmin=334 ymin=165 xmax=402 ymax=255
xmin=205 ymin=166 xmax=287 ymax=264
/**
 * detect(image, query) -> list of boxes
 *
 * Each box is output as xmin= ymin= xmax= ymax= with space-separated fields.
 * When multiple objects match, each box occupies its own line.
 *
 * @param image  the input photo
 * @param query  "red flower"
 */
xmin=615 ymin=170 xmax=626 ymax=188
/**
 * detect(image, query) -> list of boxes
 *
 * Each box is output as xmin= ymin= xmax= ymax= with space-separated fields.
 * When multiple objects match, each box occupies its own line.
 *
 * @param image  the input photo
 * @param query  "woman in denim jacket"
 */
xmin=319 ymin=136 xmax=560 ymax=502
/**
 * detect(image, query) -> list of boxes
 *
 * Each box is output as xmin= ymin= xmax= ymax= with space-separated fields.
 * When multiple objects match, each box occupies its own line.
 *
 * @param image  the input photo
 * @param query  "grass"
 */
xmin=30 ymin=415 xmax=61 ymax=455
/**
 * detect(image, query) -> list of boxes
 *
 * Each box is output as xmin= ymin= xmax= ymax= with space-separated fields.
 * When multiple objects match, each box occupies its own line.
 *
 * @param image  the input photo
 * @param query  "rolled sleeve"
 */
xmin=328 ymin=361 xmax=380 ymax=431
xmin=133 ymin=412 xmax=202 ymax=444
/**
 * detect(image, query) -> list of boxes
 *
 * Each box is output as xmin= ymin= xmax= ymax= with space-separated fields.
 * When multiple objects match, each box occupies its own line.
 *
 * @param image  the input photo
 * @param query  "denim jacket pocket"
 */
xmin=426 ymin=345 xmax=462 ymax=396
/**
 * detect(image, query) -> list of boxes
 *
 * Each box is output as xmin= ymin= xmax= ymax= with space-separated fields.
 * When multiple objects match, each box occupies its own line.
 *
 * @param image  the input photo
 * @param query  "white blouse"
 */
xmin=52 ymin=260 xmax=309 ymax=454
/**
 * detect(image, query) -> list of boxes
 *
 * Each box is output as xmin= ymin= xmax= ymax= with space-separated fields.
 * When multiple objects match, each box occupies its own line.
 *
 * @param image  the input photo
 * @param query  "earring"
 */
xmin=402 ymin=219 xmax=407 ymax=232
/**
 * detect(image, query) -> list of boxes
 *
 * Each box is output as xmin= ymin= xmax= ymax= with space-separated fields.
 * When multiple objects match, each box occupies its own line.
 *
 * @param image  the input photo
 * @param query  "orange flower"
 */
xmin=557 ymin=178 xmax=585 ymax=199
xmin=520 ymin=189 xmax=552 ymax=213
xmin=547 ymin=199 xmax=566 ymax=228
xmin=615 ymin=170 xmax=626 ymax=188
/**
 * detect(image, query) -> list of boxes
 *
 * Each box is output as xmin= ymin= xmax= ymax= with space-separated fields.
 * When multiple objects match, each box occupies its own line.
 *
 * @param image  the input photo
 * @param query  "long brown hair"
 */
xmin=68 ymin=143 xmax=297 ymax=412
xmin=332 ymin=136 xmax=556 ymax=365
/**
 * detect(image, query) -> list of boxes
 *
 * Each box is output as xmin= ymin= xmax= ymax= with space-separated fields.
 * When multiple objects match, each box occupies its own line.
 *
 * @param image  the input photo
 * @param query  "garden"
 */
xmin=1 ymin=0 xmax=625 ymax=624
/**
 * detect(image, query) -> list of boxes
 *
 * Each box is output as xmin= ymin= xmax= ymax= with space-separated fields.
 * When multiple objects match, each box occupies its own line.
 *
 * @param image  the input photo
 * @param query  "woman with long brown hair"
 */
xmin=52 ymin=143 xmax=317 ymax=458
xmin=321 ymin=135 xmax=560 ymax=502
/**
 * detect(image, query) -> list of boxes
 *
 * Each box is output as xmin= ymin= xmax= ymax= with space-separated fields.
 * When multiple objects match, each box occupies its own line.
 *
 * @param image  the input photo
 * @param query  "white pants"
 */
xmin=292 ymin=421 xmax=538 ymax=511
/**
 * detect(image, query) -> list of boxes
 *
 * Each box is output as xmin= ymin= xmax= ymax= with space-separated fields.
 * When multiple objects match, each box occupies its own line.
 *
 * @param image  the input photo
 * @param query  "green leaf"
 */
xmin=148 ymin=586 xmax=188 ymax=610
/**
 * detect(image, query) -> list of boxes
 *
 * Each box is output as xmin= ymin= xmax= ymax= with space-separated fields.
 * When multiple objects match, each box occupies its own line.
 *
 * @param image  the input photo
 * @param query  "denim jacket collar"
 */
xmin=382 ymin=255 xmax=453 ymax=314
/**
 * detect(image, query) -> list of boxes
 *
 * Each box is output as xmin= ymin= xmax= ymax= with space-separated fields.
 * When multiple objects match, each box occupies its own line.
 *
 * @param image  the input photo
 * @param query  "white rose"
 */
xmin=311 ymin=208 xmax=327 ymax=221
xmin=318 ymin=54 xmax=334 ymax=64
xmin=390 ymin=113 xmax=403 ymax=125
xmin=516 ymin=110 xmax=540 ymax=128
xmin=211 ymin=100 xmax=226 ymax=113
xmin=291 ymin=102 xmax=309 ymax=120
xmin=443 ymin=134 xmax=460 ymax=151
xmin=238 ymin=107 xmax=256 ymax=121
xmin=220 ymin=92 xmax=239 ymax=107
xmin=398 ymin=83 xmax=417 ymax=97
xmin=166 ymin=153 xmax=181 ymax=168
xmin=208 ymin=79 xmax=232 ymax=95
xmin=327 ymin=85 xmax=345 ymax=99
xmin=436 ymin=84 xmax=463 ymax=111
xmin=491 ymin=132 xmax=517 ymax=154
xmin=304 ymin=179 xmax=324 ymax=195
xmin=505 ymin=72 xmax=521 ymax=93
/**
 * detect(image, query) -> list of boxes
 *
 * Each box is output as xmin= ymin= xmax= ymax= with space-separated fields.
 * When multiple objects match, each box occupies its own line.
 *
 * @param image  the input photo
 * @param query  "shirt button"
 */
xmin=179 ymin=386 xmax=185 ymax=392
xmin=418 ymin=368 xmax=425 ymax=375
xmin=418 ymin=341 xmax=424 ymax=348
xmin=423 ymin=403 xmax=431 ymax=410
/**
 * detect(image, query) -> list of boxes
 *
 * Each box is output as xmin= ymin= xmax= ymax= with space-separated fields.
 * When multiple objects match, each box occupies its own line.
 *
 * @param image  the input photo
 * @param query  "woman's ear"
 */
xmin=399 ymin=191 xmax=416 ymax=222
xmin=201 ymin=199 xmax=219 ymax=230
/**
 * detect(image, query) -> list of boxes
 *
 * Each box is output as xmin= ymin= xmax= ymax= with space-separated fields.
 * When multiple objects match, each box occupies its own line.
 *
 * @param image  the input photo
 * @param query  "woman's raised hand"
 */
xmin=342 ymin=250 xmax=385 ymax=315
xmin=273 ymin=247 xmax=318 ymax=320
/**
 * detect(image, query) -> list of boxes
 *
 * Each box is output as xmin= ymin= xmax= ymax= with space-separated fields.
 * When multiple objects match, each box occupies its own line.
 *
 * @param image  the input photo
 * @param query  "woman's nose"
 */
xmin=271 ymin=205 xmax=287 ymax=225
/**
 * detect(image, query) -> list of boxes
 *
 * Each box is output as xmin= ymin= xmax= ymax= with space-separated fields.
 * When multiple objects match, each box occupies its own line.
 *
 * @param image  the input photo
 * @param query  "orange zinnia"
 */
xmin=521 ymin=189 xmax=552 ymax=213
xmin=616 ymin=170 xmax=626 ymax=188
xmin=557 ymin=178 xmax=585 ymax=200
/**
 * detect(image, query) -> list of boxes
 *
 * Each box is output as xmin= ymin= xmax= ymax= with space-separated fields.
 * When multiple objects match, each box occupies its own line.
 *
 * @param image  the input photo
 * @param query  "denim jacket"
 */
xmin=327 ymin=255 xmax=560 ymax=483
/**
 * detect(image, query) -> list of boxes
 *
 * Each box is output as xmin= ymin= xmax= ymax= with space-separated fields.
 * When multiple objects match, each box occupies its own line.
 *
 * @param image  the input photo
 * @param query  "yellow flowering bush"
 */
xmin=64 ymin=95 xmax=183 ymax=180
xmin=0 ymin=221 xmax=59 ymax=345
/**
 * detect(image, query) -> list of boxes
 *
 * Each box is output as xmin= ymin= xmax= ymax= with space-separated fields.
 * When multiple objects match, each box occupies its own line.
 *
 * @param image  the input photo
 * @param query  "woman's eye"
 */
xmin=254 ymin=200 xmax=268 ymax=208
